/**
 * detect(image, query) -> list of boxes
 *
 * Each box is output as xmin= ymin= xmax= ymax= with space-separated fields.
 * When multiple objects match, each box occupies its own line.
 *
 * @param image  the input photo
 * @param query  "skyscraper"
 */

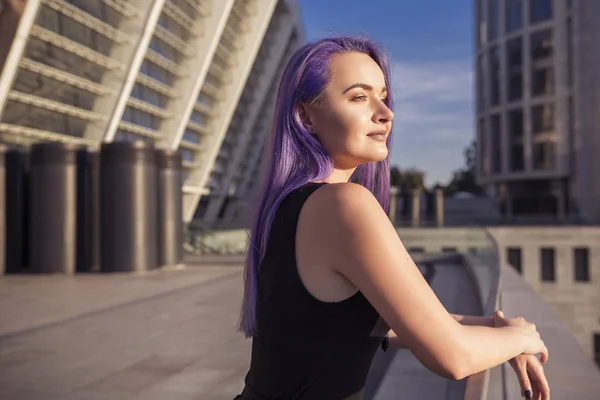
xmin=475 ymin=0 xmax=600 ymax=223
xmin=0 ymin=0 xmax=304 ymax=223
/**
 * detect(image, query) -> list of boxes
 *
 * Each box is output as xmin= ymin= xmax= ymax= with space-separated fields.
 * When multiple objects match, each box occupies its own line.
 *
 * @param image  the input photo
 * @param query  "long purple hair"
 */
xmin=239 ymin=36 xmax=395 ymax=337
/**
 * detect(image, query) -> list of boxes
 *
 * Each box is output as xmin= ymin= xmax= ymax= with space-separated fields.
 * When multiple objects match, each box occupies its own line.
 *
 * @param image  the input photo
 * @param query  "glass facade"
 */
xmin=531 ymin=30 xmax=554 ymax=97
xmin=477 ymin=55 xmax=486 ymax=110
xmin=489 ymin=46 xmax=501 ymax=106
xmin=479 ymin=118 xmax=488 ymax=177
xmin=488 ymin=0 xmax=500 ymax=41
xmin=508 ymin=109 xmax=525 ymax=171
xmin=531 ymin=103 xmax=556 ymax=171
xmin=529 ymin=0 xmax=553 ymax=24
xmin=506 ymin=37 xmax=523 ymax=101
xmin=532 ymin=103 xmax=554 ymax=135
xmin=478 ymin=0 xmax=487 ymax=46
xmin=506 ymin=0 xmax=523 ymax=32
xmin=491 ymin=114 xmax=502 ymax=173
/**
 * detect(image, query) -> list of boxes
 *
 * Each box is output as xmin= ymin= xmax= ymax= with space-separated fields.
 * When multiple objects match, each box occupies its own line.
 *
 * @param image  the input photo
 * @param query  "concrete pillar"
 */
xmin=435 ymin=188 xmax=445 ymax=227
xmin=29 ymin=143 xmax=81 ymax=274
xmin=411 ymin=189 xmax=421 ymax=227
xmin=100 ymin=142 xmax=158 ymax=273
xmin=389 ymin=186 xmax=399 ymax=225
xmin=156 ymin=149 xmax=184 ymax=268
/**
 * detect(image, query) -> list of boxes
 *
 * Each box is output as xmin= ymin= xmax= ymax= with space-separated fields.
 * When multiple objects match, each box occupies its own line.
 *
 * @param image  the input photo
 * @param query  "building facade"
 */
xmin=488 ymin=227 xmax=600 ymax=362
xmin=0 ymin=0 xmax=304 ymax=223
xmin=475 ymin=0 xmax=600 ymax=223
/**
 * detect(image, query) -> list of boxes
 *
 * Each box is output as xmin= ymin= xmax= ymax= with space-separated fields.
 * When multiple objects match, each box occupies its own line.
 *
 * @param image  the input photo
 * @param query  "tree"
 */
xmin=390 ymin=165 xmax=426 ymax=192
xmin=444 ymin=139 xmax=483 ymax=196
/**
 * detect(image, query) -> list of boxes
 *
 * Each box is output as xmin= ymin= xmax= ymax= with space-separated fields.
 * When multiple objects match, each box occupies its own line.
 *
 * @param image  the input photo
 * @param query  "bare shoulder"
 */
xmin=301 ymin=182 xmax=385 ymax=223
xmin=299 ymin=182 xmax=394 ymax=269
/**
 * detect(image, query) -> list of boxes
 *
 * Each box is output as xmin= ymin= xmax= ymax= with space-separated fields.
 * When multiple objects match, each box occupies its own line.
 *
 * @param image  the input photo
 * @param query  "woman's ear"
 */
xmin=298 ymin=103 xmax=316 ymax=133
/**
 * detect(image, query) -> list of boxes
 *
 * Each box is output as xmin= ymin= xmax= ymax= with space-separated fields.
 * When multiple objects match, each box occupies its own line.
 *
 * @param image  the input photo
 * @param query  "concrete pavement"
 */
xmin=0 ymin=265 xmax=249 ymax=400
xmin=0 ymin=259 xmax=484 ymax=399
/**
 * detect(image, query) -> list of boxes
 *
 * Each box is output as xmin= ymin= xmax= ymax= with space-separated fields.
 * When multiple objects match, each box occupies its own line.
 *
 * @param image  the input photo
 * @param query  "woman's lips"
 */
xmin=367 ymin=133 xmax=387 ymax=141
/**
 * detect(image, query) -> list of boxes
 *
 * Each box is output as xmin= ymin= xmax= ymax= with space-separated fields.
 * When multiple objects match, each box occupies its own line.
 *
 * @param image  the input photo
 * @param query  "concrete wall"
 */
xmin=488 ymin=226 xmax=600 ymax=358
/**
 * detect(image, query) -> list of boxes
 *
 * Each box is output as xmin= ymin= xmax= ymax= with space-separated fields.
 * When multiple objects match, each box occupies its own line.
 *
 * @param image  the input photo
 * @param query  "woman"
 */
xmin=235 ymin=36 xmax=550 ymax=400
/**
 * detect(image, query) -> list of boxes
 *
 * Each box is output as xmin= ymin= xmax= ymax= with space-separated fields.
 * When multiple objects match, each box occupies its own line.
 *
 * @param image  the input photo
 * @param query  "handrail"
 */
xmin=461 ymin=229 xmax=503 ymax=400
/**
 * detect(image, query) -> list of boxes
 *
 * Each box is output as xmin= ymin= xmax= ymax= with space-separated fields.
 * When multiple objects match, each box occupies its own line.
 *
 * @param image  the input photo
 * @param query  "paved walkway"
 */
xmin=0 ymin=260 xmax=483 ymax=400
xmin=0 ymin=265 xmax=248 ymax=400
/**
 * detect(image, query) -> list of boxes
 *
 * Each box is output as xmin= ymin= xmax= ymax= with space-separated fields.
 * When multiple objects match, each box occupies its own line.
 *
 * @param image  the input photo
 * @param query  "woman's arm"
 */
xmin=389 ymin=314 xmax=495 ymax=349
xmin=301 ymin=183 xmax=546 ymax=380
xmin=451 ymin=314 xmax=494 ymax=327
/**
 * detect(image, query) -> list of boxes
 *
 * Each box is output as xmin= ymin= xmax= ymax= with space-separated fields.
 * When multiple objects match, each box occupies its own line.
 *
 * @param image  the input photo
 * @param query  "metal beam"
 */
xmin=182 ymin=0 xmax=280 ymax=222
xmin=83 ymin=0 xmax=166 ymax=143
xmin=203 ymin=12 xmax=296 ymax=222
xmin=162 ymin=0 xmax=236 ymax=151
xmin=0 ymin=0 xmax=42 ymax=119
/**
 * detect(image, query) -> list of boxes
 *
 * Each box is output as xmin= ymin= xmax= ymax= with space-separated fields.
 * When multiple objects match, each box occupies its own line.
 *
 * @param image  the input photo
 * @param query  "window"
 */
xmin=507 ymin=38 xmax=523 ymax=101
xmin=533 ymin=141 xmax=556 ymax=170
xmin=488 ymin=0 xmax=500 ymax=41
xmin=491 ymin=114 xmax=502 ymax=174
xmin=508 ymin=109 xmax=525 ymax=171
xmin=531 ymin=30 xmax=553 ymax=61
xmin=507 ymin=247 xmax=522 ymax=273
xmin=489 ymin=47 xmax=501 ymax=106
xmin=477 ymin=55 xmax=486 ymax=110
xmin=532 ymin=67 xmax=554 ymax=96
xmin=408 ymin=247 xmax=425 ymax=253
xmin=442 ymin=247 xmax=457 ymax=253
xmin=529 ymin=0 xmax=553 ymax=24
xmin=479 ymin=118 xmax=488 ymax=177
xmin=540 ymin=247 xmax=555 ymax=281
xmin=506 ymin=0 xmax=523 ymax=32
xmin=567 ymin=18 xmax=573 ymax=86
xmin=574 ymin=247 xmax=590 ymax=282
xmin=478 ymin=0 xmax=487 ymax=45
xmin=531 ymin=30 xmax=554 ymax=97
xmin=532 ymin=104 xmax=555 ymax=136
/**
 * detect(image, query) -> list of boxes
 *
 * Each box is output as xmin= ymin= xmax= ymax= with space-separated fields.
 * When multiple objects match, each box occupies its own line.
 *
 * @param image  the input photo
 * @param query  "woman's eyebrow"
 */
xmin=342 ymin=83 xmax=388 ymax=94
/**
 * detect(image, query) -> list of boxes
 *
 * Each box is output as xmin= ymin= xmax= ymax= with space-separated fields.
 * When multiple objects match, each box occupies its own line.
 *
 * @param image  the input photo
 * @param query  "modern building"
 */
xmin=0 ymin=0 xmax=304 ymax=224
xmin=474 ymin=0 xmax=600 ymax=223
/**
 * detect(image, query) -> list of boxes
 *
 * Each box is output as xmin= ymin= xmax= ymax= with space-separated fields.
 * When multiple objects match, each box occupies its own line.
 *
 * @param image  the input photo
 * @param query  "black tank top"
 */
xmin=236 ymin=182 xmax=386 ymax=400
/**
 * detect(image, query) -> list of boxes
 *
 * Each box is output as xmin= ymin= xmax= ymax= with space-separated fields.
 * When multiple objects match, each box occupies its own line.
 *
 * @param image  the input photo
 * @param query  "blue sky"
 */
xmin=297 ymin=0 xmax=475 ymax=186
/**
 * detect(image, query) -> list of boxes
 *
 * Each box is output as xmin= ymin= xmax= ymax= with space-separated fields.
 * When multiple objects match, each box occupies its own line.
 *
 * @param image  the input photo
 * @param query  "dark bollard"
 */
xmin=156 ymin=149 xmax=183 ymax=268
xmin=100 ymin=142 xmax=157 ymax=273
xmin=29 ymin=143 xmax=81 ymax=274
xmin=5 ymin=148 xmax=27 ymax=273
xmin=0 ymin=146 xmax=5 ymax=275
xmin=77 ymin=151 xmax=100 ymax=273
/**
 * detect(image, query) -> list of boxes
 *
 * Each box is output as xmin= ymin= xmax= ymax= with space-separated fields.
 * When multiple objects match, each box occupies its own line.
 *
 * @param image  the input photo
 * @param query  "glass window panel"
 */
xmin=507 ymin=38 xmax=523 ymax=101
xmin=506 ymin=0 xmax=523 ymax=32
xmin=530 ymin=0 xmax=553 ymax=24
xmin=489 ymin=46 xmax=501 ymax=106
xmin=491 ymin=114 xmax=502 ymax=174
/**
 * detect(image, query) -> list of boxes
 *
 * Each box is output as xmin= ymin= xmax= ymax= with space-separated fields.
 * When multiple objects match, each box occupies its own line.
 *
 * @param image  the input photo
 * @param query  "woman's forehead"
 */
xmin=327 ymin=53 xmax=386 ymax=90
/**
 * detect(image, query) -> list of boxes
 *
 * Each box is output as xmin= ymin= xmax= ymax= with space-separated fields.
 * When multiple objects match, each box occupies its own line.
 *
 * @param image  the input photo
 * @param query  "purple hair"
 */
xmin=239 ymin=36 xmax=395 ymax=337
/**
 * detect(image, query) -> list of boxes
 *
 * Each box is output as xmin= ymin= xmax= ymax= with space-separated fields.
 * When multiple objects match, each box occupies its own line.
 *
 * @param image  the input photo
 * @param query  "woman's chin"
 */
xmin=366 ymin=149 xmax=389 ymax=163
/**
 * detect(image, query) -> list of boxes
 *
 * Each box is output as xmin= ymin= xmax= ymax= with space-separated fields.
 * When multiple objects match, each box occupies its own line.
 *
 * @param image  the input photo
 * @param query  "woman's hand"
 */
xmin=494 ymin=311 xmax=551 ymax=399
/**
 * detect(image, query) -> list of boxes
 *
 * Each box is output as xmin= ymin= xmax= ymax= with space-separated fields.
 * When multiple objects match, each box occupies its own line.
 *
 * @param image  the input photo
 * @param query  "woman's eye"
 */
xmin=352 ymin=95 xmax=367 ymax=102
